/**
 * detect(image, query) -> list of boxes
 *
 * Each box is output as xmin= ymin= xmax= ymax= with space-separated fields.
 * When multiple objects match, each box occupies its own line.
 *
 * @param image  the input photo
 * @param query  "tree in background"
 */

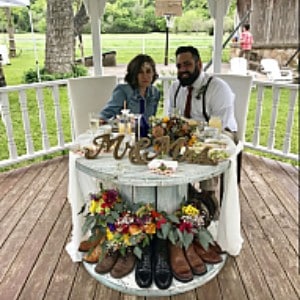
xmin=0 ymin=0 xmax=236 ymax=77
xmin=3 ymin=8 xmax=16 ymax=58
xmin=45 ymin=0 xmax=74 ymax=74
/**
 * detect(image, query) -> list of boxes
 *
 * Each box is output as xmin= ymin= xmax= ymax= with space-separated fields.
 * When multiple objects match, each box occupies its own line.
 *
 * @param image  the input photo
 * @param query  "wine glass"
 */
xmin=208 ymin=116 xmax=222 ymax=135
xmin=89 ymin=112 xmax=99 ymax=134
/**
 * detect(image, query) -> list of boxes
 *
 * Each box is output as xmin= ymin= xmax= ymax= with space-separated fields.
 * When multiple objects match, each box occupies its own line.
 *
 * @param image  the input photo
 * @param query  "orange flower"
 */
xmin=188 ymin=135 xmax=197 ymax=146
xmin=128 ymin=224 xmax=142 ymax=235
xmin=144 ymin=223 xmax=156 ymax=234
xmin=162 ymin=116 xmax=170 ymax=123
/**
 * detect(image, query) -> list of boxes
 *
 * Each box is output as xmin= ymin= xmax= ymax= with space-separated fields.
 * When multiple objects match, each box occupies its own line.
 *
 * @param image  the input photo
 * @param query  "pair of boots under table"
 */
xmin=135 ymin=237 xmax=173 ymax=289
xmin=168 ymin=240 xmax=223 ymax=283
xmin=95 ymin=250 xmax=136 ymax=278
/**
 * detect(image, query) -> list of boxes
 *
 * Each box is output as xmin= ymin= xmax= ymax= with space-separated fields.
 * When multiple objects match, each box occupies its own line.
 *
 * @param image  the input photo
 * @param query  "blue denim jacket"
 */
xmin=99 ymin=83 xmax=160 ymax=121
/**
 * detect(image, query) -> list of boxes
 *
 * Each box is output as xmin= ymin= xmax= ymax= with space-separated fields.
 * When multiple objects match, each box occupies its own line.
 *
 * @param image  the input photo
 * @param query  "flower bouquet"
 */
xmin=149 ymin=115 xmax=198 ymax=151
xmin=104 ymin=202 xmax=159 ymax=258
xmin=156 ymin=201 xmax=215 ymax=250
xmin=81 ymin=187 xmax=162 ymax=259
xmin=148 ymin=116 xmax=230 ymax=165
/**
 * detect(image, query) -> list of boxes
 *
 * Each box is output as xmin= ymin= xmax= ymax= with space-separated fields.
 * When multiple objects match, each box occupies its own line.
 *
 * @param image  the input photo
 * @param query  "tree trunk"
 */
xmin=74 ymin=2 xmax=89 ymax=38
xmin=4 ymin=8 xmax=16 ymax=58
xmin=45 ymin=0 xmax=75 ymax=74
xmin=74 ymin=2 xmax=90 ymax=63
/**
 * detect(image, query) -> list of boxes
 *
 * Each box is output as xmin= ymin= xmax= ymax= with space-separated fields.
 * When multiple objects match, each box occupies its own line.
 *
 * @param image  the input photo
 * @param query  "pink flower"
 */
xmin=156 ymin=218 xmax=167 ymax=229
xmin=178 ymin=221 xmax=193 ymax=233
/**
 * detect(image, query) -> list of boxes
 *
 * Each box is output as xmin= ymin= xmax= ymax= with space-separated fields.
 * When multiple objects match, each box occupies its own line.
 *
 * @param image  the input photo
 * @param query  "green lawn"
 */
xmin=246 ymin=87 xmax=299 ymax=163
xmin=2 ymin=32 xmax=231 ymax=85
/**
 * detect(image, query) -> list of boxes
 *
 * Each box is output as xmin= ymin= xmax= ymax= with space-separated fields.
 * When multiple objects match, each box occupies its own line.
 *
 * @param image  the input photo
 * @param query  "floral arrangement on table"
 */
xmin=156 ymin=201 xmax=214 ymax=250
xmin=81 ymin=186 xmax=166 ymax=258
xmin=149 ymin=115 xmax=198 ymax=149
xmin=148 ymin=116 xmax=230 ymax=165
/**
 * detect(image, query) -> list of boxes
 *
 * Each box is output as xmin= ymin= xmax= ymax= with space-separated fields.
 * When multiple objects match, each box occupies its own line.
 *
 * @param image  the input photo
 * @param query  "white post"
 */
xmin=28 ymin=7 xmax=41 ymax=81
xmin=90 ymin=7 xmax=102 ymax=76
xmin=84 ymin=0 xmax=107 ymax=76
xmin=207 ymin=0 xmax=230 ymax=73
xmin=212 ymin=2 xmax=225 ymax=73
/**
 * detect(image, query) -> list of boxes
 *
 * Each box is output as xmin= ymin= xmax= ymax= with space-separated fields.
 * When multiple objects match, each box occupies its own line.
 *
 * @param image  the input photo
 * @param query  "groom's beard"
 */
xmin=177 ymin=66 xmax=200 ymax=87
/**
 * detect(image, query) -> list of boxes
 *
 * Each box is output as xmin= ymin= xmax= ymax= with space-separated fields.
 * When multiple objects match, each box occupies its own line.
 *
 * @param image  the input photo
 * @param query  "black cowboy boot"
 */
xmin=153 ymin=238 xmax=173 ymax=289
xmin=135 ymin=244 xmax=153 ymax=288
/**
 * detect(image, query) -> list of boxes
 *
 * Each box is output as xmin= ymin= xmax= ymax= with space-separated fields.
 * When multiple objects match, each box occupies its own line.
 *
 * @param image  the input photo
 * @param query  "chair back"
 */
xmin=68 ymin=75 xmax=117 ymax=138
xmin=260 ymin=58 xmax=281 ymax=78
xmin=0 ymin=45 xmax=10 ymax=65
xmin=229 ymin=57 xmax=248 ymax=75
xmin=260 ymin=58 xmax=293 ymax=81
xmin=214 ymin=74 xmax=253 ymax=143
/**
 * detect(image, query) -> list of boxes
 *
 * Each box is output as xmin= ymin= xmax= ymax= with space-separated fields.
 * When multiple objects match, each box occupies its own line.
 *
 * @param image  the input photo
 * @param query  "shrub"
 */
xmin=23 ymin=64 xmax=88 ymax=83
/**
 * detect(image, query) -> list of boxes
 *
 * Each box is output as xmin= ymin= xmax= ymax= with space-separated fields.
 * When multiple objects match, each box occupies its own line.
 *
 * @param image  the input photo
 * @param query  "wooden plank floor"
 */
xmin=0 ymin=153 xmax=298 ymax=300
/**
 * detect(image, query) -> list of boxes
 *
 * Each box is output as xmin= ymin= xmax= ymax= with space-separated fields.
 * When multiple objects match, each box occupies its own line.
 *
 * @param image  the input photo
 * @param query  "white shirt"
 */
xmin=167 ymin=72 xmax=237 ymax=131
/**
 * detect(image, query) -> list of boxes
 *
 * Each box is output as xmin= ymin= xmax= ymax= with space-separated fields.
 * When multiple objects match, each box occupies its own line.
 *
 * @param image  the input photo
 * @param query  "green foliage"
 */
xmin=103 ymin=0 xmax=160 ymax=33
xmin=175 ymin=10 xmax=213 ymax=33
xmin=0 ymin=0 xmax=236 ymax=34
xmin=22 ymin=64 xmax=88 ymax=83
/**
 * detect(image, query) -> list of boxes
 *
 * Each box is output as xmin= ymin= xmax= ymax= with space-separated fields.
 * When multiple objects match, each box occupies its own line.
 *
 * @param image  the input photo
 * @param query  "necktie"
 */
xmin=139 ymin=96 xmax=145 ymax=114
xmin=138 ymin=96 xmax=148 ymax=137
xmin=184 ymin=86 xmax=193 ymax=118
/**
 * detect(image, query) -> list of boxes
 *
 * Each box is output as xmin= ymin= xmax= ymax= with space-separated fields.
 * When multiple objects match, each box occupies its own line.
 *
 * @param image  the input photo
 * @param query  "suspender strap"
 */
xmin=173 ymin=83 xmax=181 ymax=109
xmin=202 ymin=76 xmax=214 ymax=122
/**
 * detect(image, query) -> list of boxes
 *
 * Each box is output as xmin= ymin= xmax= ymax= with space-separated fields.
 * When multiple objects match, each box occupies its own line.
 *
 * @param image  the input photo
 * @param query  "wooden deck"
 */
xmin=0 ymin=153 xmax=298 ymax=300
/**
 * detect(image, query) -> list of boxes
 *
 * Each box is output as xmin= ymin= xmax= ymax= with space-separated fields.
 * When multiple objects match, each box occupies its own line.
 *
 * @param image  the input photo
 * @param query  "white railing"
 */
xmin=0 ymin=77 xmax=298 ymax=168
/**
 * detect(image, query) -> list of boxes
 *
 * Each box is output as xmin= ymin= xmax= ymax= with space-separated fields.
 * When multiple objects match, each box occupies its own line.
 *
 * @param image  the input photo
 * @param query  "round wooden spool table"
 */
xmin=75 ymin=152 xmax=230 ymax=296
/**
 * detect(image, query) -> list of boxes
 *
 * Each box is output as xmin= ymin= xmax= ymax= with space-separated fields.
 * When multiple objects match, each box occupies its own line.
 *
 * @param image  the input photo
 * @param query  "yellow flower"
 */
xmin=144 ymin=223 xmax=156 ymax=234
xmin=123 ymin=234 xmax=131 ymax=246
xmin=106 ymin=227 xmax=114 ymax=241
xmin=89 ymin=200 xmax=99 ymax=214
xmin=162 ymin=116 xmax=170 ymax=123
xmin=182 ymin=204 xmax=199 ymax=216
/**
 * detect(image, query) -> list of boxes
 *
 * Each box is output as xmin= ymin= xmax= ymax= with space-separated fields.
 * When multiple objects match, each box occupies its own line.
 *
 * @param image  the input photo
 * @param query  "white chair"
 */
xmin=0 ymin=45 xmax=10 ymax=65
xmin=260 ymin=58 xmax=293 ymax=82
xmin=68 ymin=75 xmax=117 ymax=138
xmin=229 ymin=57 xmax=248 ymax=75
xmin=215 ymin=74 xmax=253 ymax=183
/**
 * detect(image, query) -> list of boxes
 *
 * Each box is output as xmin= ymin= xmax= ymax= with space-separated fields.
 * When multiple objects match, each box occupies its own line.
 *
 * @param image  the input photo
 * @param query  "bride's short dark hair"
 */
xmin=124 ymin=54 xmax=159 ymax=88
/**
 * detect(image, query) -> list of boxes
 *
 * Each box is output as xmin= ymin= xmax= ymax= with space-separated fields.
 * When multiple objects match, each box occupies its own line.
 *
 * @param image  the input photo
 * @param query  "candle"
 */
xmin=124 ymin=100 xmax=126 ymax=110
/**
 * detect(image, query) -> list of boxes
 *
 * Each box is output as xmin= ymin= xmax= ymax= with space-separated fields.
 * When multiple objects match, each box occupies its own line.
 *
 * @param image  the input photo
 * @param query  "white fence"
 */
xmin=0 ymin=77 xmax=298 ymax=168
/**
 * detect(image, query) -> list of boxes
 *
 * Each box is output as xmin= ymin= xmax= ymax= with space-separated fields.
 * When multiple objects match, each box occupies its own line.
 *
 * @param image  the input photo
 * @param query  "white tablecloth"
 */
xmin=215 ymin=145 xmax=243 ymax=255
xmin=66 ymin=136 xmax=243 ymax=262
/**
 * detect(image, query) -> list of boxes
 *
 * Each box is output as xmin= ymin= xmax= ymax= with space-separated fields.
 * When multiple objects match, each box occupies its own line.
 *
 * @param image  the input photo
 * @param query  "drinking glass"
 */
xmin=208 ymin=116 xmax=222 ymax=134
xmin=89 ymin=112 xmax=99 ymax=134
xmin=118 ymin=119 xmax=126 ymax=134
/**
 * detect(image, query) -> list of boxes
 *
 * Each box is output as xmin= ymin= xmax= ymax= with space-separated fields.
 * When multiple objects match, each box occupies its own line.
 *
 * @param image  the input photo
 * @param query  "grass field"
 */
xmin=1 ymin=32 xmax=231 ymax=85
